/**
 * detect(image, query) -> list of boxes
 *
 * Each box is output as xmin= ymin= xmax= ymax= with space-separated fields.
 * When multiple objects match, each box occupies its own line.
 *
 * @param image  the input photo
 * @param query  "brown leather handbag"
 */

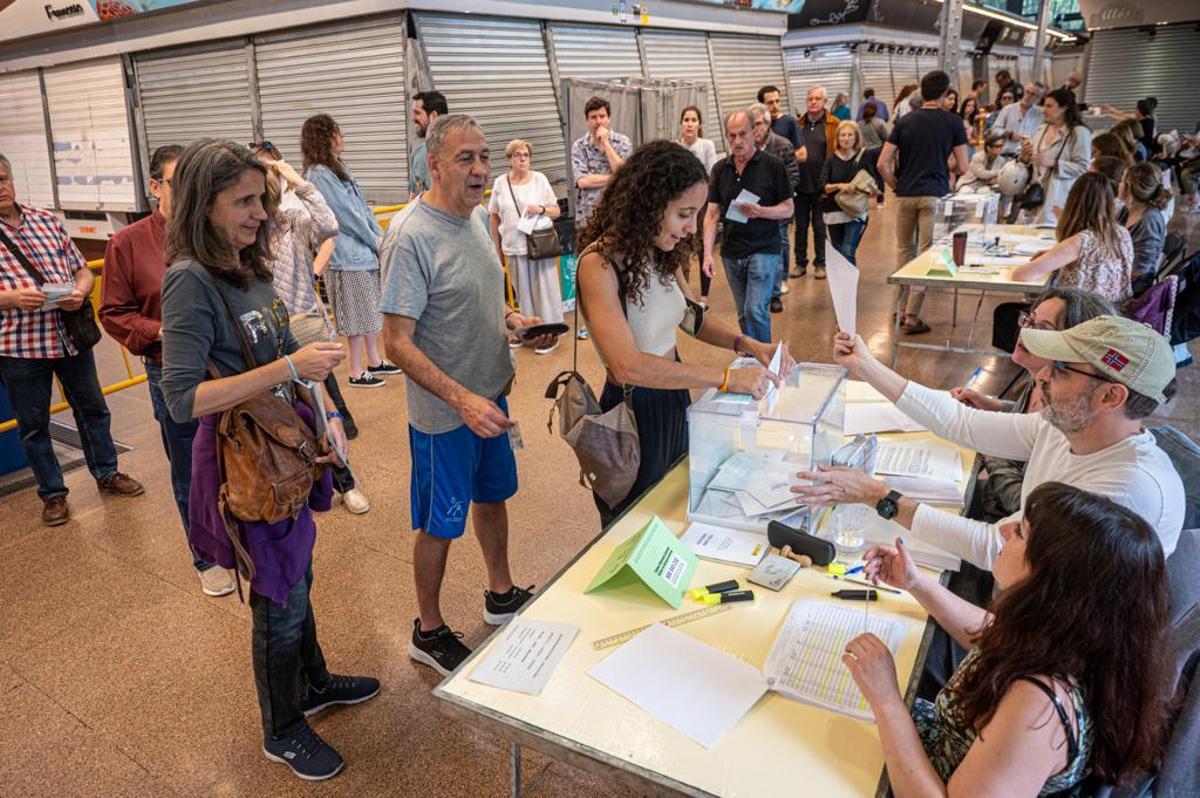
xmin=211 ymin=291 xmax=323 ymax=582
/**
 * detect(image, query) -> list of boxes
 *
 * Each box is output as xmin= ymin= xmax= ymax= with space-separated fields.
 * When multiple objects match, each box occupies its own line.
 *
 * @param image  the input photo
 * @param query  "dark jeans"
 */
xmin=828 ymin=219 xmax=867 ymax=266
xmin=251 ymin=566 xmax=330 ymax=740
xmin=145 ymin=361 xmax=209 ymax=572
xmin=772 ymin=222 xmax=791 ymax=300
xmin=0 ymin=348 xmax=117 ymax=499
xmin=594 ymin=381 xmax=690 ymax=528
xmin=794 ymin=190 xmax=827 ymax=269
xmin=321 ymin=374 xmax=356 ymax=494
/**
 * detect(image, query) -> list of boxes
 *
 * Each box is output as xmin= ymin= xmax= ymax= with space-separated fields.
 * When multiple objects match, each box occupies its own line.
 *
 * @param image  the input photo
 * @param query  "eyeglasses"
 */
xmin=508 ymin=152 xmax=531 ymax=160
xmin=1017 ymin=310 xmax=1059 ymax=332
xmin=1050 ymin=360 xmax=1118 ymax=384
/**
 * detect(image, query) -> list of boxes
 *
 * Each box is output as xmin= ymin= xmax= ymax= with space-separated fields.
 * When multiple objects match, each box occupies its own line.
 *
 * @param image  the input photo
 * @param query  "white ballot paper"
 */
xmin=843 ymin=403 xmax=926 ymax=435
xmin=39 ymin=283 xmax=73 ymax=310
xmin=874 ymin=440 xmax=961 ymax=482
xmin=725 ymin=189 xmax=760 ymax=224
xmin=823 ymin=242 xmax=859 ymax=335
xmin=589 ymin=623 xmax=768 ymax=748
xmin=680 ymin=523 xmax=768 ymax=566
xmin=516 ymin=214 xmax=539 ymax=235
xmin=468 ymin=619 xmax=578 ymax=695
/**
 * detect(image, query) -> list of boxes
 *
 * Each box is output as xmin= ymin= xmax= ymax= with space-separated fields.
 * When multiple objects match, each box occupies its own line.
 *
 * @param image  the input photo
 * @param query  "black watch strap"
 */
xmin=875 ymin=489 xmax=902 ymax=520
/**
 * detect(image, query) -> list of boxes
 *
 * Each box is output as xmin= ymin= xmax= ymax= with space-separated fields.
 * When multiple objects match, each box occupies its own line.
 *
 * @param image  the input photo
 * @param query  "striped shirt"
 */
xmin=0 ymin=204 xmax=85 ymax=359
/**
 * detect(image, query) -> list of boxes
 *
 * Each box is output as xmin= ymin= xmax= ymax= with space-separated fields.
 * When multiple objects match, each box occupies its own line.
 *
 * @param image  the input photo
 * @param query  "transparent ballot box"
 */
xmin=687 ymin=363 xmax=846 ymax=534
xmin=933 ymin=191 xmax=1000 ymax=245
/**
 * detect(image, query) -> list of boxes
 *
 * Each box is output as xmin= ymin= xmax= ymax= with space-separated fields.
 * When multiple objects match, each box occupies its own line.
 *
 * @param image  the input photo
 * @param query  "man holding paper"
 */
xmin=791 ymin=319 xmax=1184 ymax=569
xmin=703 ymin=112 xmax=794 ymax=345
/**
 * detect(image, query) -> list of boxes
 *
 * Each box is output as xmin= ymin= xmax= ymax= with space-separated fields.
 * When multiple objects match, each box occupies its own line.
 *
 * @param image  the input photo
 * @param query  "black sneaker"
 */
xmin=769 ymin=297 xmax=784 ymax=314
xmin=348 ymin=373 xmax=385 ymax=389
xmin=366 ymin=359 xmax=402 ymax=376
xmin=483 ymin=584 xmax=535 ymax=625
xmin=263 ymin=723 xmax=344 ymax=781
xmin=300 ymin=673 xmax=381 ymax=717
xmin=408 ymin=619 xmax=472 ymax=676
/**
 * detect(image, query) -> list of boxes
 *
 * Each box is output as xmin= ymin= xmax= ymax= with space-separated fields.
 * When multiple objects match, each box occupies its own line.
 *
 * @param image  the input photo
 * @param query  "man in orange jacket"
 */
xmin=792 ymin=85 xmax=840 ymax=281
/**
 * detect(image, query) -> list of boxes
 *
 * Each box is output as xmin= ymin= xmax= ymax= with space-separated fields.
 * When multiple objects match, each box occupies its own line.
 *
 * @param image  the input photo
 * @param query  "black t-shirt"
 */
xmin=886 ymin=108 xmax=968 ymax=197
xmin=707 ymin=150 xmax=792 ymax=259
xmin=797 ymin=113 xmax=828 ymax=194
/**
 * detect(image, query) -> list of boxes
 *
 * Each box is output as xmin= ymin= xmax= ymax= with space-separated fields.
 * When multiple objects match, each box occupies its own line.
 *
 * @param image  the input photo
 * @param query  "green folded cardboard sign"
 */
xmin=926 ymin=247 xmax=959 ymax=278
xmin=585 ymin=516 xmax=699 ymax=608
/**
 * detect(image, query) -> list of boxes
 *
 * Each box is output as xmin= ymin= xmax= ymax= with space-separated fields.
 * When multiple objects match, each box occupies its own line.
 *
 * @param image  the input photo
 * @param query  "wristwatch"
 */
xmin=875 ymin=490 xmax=902 ymax=520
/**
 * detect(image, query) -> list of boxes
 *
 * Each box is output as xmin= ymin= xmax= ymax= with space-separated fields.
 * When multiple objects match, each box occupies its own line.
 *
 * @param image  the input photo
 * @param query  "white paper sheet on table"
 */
xmin=873 ymin=440 xmax=961 ymax=482
xmin=680 ymin=523 xmax=768 ymax=566
xmin=881 ymin=475 xmax=964 ymax=507
xmin=823 ymin=242 xmax=859 ymax=335
xmin=843 ymin=403 xmax=926 ymax=435
xmin=588 ymin=623 xmax=768 ymax=748
xmin=965 ymin=254 xmax=1025 ymax=268
xmin=764 ymin=600 xmax=906 ymax=722
xmin=468 ymin=619 xmax=579 ymax=695
xmin=725 ymin=189 xmax=759 ymax=224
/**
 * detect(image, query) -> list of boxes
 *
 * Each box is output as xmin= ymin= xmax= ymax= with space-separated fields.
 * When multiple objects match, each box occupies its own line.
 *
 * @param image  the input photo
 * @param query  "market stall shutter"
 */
xmin=858 ymin=51 xmax=895 ymax=113
xmin=256 ymin=15 xmax=408 ymax=204
xmin=641 ymin=28 xmax=723 ymax=154
xmin=709 ymin=34 xmax=789 ymax=117
xmin=43 ymin=57 xmax=139 ymax=211
xmin=785 ymin=47 xmax=852 ymax=118
xmin=415 ymin=13 xmax=567 ymax=187
xmin=0 ymin=70 xmax=55 ymax=209
xmin=1085 ymin=25 xmax=1200 ymax=135
xmin=134 ymin=41 xmax=255 ymax=153
xmin=891 ymin=53 xmax=920 ymax=107
xmin=549 ymin=24 xmax=643 ymax=82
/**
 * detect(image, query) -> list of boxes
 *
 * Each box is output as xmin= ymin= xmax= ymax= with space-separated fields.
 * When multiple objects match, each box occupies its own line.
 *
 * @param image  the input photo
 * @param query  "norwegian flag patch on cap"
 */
xmin=1102 ymin=349 xmax=1129 ymax=372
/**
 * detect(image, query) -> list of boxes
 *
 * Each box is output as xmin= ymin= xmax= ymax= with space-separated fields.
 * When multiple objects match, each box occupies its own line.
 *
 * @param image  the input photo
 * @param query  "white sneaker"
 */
xmin=199 ymin=567 xmax=235 ymax=597
xmin=342 ymin=488 xmax=370 ymax=515
xmin=780 ymin=283 xmax=790 ymax=295
xmin=535 ymin=339 xmax=560 ymax=355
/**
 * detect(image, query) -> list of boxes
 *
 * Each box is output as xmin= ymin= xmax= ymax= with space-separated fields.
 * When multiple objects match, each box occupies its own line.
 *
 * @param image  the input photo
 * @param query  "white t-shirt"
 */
xmin=894 ymin=382 xmax=1184 ymax=569
xmin=488 ymin=172 xmax=557 ymax=257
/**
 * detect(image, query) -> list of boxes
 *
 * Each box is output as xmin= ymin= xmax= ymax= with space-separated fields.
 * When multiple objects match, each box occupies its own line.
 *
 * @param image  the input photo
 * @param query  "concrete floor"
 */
xmin=1 ymin=198 xmax=1197 ymax=797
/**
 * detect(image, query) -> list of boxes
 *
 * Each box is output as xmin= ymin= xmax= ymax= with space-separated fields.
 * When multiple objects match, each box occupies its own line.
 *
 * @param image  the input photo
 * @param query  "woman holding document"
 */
xmin=845 ymin=482 xmax=1171 ymax=797
xmin=575 ymin=140 xmax=793 ymax=525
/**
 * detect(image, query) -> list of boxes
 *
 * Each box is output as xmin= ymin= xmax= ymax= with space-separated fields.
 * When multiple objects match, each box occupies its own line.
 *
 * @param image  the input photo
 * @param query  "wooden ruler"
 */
xmin=590 ymin=603 xmax=733 ymax=650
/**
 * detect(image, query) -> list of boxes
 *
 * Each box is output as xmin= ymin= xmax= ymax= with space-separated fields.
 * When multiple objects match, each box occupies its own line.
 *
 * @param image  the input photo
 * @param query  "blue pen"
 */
xmin=962 ymin=367 xmax=984 ymax=391
xmin=844 ymin=564 xmax=865 ymax=577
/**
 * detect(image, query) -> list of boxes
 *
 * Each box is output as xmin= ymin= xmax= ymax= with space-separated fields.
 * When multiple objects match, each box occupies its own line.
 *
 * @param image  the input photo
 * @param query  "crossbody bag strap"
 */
xmin=0 ymin=224 xmax=48 ymax=285
xmin=504 ymin=174 xmax=523 ymax=217
xmin=572 ymin=241 xmax=630 ymax=391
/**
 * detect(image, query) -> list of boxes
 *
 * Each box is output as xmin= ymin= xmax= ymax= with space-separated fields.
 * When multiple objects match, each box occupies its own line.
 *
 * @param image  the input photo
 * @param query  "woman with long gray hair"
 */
xmin=159 ymin=140 xmax=378 ymax=782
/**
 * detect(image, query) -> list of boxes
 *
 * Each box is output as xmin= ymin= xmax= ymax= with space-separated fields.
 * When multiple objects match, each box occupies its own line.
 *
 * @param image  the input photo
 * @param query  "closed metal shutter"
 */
xmin=134 ymin=41 xmax=255 ymax=153
xmin=957 ymin=53 xmax=977 ymax=100
xmin=549 ymin=24 xmax=642 ymax=81
xmin=859 ymin=51 xmax=895 ymax=112
xmin=891 ymin=54 xmax=920 ymax=104
xmin=256 ymin=15 xmax=408 ymax=204
xmin=1086 ymin=25 xmax=1200 ymax=134
xmin=0 ymin=71 xmax=55 ymax=209
xmin=916 ymin=54 xmax=940 ymax=82
xmin=43 ymin=57 xmax=139 ymax=211
xmin=641 ymin=29 xmax=723 ymax=153
xmin=710 ymin=34 xmax=789 ymax=118
xmin=786 ymin=47 xmax=853 ymax=117
xmin=415 ymin=13 xmax=567 ymax=186
xmin=1017 ymin=53 xmax=1035 ymax=85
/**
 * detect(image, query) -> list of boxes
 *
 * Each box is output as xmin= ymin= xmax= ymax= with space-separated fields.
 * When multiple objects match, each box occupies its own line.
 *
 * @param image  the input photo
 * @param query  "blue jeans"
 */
xmin=772 ymin=223 xmax=791 ymax=300
xmin=722 ymin=252 xmax=778 ymax=344
xmin=828 ymin=219 xmax=867 ymax=266
xmin=250 ymin=566 xmax=330 ymax=740
xmin=0 ymin=348 xmax=117 ymax=499
xmin=145 ymin=361 xmax=209 ymax=572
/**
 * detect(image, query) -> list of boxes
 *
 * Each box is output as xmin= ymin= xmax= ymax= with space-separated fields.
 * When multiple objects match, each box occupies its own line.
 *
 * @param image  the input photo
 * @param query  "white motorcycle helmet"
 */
xmin=998 ymin=160 xmax=1030 ymax=197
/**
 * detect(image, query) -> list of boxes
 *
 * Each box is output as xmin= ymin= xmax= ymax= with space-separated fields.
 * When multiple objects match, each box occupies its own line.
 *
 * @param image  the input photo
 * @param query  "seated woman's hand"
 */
xmin=842 ymin=633 xmax=901 ymax=708
xmin=862 ymin=537 xmax=920 ymax=591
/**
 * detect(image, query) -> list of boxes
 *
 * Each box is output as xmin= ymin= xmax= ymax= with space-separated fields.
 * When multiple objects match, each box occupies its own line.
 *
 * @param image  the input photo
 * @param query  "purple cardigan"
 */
xmin=188 ymin=400 xmax=333 ymax=605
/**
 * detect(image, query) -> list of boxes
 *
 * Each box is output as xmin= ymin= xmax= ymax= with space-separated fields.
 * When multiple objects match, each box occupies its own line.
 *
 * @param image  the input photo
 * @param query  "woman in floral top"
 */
xmin=1013 ymin=173 xmax=1133 ymax=302
xmin=845 ymin=482 xmax=1172 ymax=797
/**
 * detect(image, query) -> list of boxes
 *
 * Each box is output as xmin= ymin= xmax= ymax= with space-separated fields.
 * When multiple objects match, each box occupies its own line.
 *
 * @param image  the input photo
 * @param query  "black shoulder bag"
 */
xmin=0 ymin=225 xmax=102 ymax=351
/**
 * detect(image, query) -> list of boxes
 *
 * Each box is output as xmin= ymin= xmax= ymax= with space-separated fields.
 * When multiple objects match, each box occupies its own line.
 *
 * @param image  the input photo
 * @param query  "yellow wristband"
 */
xmin=719 ymin=367 xmax=731 ymax=392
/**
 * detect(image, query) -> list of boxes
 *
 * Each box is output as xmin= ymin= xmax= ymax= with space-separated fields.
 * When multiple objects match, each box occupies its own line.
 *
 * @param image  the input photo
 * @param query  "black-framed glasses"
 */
xmin=1017 ymin=310 xmax=1059 ymax=332
xmin=1050 ymin=360 xmax=1118 ymax=383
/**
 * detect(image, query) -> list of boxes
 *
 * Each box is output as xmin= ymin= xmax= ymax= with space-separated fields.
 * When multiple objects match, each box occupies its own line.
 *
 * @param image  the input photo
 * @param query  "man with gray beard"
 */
xmin=789 ymin=315 xmax=1185 ymax=570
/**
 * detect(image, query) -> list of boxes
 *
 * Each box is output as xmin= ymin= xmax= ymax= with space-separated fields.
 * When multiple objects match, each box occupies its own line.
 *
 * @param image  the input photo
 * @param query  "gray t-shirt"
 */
xmin=160 ymin=258 xmax=297 ymax=424
xmin=379 ymin=201 xmax=515 ymax=435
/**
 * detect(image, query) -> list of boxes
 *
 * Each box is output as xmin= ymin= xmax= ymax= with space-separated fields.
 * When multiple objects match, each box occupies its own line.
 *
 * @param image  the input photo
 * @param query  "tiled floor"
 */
xmin=1 ymin=199 xmax=1196 ymax=797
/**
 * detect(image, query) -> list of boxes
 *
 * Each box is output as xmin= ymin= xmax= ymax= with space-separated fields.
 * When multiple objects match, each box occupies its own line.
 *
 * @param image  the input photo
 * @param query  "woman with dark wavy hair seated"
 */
xmin=845 ymin=481 xmax=1172 ymax=796
xmin=576 ymin=140 xmax=793 ymax=524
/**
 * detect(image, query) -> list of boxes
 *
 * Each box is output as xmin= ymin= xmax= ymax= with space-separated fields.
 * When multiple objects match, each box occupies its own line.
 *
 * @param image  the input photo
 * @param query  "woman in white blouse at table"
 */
xmin=488 ymin=138 xmax=563 ymax=354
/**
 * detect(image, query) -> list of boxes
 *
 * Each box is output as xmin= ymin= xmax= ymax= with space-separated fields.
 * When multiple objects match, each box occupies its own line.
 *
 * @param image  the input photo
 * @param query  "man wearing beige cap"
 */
xmin=792 ymin=316 xmax=1185 ymax=568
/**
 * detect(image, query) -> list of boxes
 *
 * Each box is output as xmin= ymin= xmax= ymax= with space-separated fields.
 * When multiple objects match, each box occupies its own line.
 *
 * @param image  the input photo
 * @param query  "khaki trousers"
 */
xmin=894 ymin=195 xmax=936 ymax=317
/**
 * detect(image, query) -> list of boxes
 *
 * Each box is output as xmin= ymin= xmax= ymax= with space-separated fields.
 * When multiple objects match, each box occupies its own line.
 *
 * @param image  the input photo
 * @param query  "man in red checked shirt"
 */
xmin=0 ymin=153 xmax=143 ymax=527
xmin=99 ymin=144 xmax=234 ymax=598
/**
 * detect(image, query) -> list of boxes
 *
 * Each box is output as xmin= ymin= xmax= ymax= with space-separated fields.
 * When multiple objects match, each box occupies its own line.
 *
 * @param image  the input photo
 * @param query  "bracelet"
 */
xmin=326 ymin=411 xmax=343 ymax=421
xmin=718 ymin=367 xmax=731 ymax=392
xmin=282 ymin=354 xmax=300 ymax=382
xmin=733 ymin=333 xmax=750 ymax=357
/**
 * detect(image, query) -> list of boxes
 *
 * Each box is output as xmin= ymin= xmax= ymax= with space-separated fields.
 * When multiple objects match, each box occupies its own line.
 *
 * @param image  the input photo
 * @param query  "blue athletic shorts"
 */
xmin=408 ymin=396 xmax=518 ymax=539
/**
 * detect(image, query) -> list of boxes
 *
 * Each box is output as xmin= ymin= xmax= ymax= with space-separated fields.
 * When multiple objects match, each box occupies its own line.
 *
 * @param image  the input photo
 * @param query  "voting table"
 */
xmin=434 ymin=424 xmax=978 ymax=797
xmin=887 ymin=223 xmax=1053 ymax=367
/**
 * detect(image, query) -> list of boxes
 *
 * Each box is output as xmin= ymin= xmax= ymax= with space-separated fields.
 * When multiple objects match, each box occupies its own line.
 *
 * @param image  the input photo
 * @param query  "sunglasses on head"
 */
xmin=248 ymin=141 xmax=278 ymax=156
